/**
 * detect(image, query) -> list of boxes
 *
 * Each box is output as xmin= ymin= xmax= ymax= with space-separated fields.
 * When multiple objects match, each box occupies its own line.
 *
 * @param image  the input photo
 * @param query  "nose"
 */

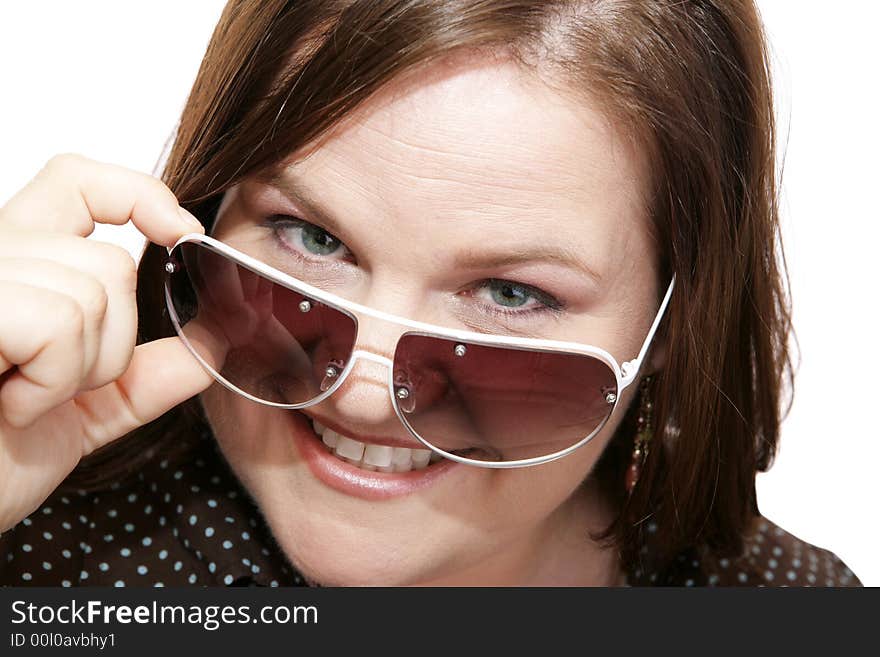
xmin=309 ymin=300 xmax=419 ymax=444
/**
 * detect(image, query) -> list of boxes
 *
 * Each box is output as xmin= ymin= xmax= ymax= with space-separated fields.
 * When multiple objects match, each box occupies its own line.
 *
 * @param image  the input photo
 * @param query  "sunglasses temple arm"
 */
xmin=619 ymin=275 xmax=676 ymax=389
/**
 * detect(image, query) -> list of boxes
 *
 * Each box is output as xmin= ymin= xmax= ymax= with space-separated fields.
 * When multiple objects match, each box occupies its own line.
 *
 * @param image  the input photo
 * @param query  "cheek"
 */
xmin=494 ymin=425 xmax=611 ymax=518
xmin=199 ymin=384 xmax=297 ymax=473
xmin=490 ymin=382 xmax=638 ymax=520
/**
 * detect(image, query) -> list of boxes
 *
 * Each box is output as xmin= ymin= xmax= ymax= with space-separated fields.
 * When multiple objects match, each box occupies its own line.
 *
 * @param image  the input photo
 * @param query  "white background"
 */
xmin=0 ymin=2 xmax=877 ymax=585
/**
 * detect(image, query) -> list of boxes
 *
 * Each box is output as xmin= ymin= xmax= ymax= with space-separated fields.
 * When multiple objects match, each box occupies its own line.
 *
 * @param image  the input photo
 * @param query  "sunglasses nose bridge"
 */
xmin=350 ymin=350 xmax=394 ymax=369
xmin=339 ymin=307 xmax=411 ymax=386
xmin=336 ymin=349 xmax=396 ymax=404
xmin=313 ymin=346 xmax=411 ymax=433
xmin=344 ymin=350 xmax=394 ymax=384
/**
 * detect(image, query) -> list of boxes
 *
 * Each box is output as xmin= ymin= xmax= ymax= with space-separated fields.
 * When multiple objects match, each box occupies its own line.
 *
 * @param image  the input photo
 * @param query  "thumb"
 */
xmin=73 ymin=336 xmax=215 ymax=455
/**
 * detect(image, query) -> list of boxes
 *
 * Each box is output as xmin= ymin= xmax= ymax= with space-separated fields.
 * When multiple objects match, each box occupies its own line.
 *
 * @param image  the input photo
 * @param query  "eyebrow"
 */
xmin=264 ymin=170 xmax=603 ymax=284
xmin=264 ymin=170 xmax=349 ymax=238
xmin=451 ymin=249 xmax=602 ymax=284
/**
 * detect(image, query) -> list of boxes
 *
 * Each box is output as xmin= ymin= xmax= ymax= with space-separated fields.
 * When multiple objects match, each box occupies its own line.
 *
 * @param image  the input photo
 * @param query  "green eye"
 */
xmin=301 ymin=223 xmax=343 ymax=256
xmin=488 ymin=281 xmax=531 ymax=308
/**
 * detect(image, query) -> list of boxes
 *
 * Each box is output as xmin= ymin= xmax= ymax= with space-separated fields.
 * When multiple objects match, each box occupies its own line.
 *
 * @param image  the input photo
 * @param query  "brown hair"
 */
xmin=68 ymin=0 xmax=793 ymax=581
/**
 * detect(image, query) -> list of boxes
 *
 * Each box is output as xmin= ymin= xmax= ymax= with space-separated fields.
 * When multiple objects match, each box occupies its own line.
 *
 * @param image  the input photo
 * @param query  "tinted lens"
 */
xmin=393 ymin=334 xmax=617 ymax=463
xmin=165 ymin=241 xmax=357 ymax=405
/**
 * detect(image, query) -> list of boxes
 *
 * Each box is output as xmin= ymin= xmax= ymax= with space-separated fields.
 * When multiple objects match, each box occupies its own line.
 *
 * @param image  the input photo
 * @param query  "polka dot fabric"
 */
xmin=0 ymin=428 xmax=305 ymax=588
xmin=625 ymin=518 xmax=861 ymax=587
xmin=0 ymin=427 xmax=862 ymax=587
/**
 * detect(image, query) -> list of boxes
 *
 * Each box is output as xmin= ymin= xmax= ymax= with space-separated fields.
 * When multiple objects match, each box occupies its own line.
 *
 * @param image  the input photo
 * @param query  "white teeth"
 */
xmin=391 ymin=447 xmax=413 ymax=472
xmin=363 ymin=444 xmax=393 ymax=468
xmin=334 ymin=434 xmax=365 ymax=461
xmin=310 ymin=420 xmax=444 ymax=473
xmin=411 ymin=449 xmax=431 ymax=469
xmin=391 ymin=447 xmax=412 ymax=466
xmin=322 ymin=428 xmax=339 ymax=449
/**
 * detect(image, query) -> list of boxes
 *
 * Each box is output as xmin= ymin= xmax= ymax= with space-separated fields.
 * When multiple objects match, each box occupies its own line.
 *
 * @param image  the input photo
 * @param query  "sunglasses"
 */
xmin=164 ymin=233 xmax=674 ymax=469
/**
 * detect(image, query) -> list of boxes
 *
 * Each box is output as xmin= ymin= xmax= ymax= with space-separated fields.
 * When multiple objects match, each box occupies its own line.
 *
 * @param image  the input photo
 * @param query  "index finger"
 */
xmin=0 ymin=153 xmax=204 ymax=247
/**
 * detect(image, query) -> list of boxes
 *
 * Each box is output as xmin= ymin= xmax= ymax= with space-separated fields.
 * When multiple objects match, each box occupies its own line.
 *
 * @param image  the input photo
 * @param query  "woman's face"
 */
xmin=198 ymin=58 xmax=661 ymax=585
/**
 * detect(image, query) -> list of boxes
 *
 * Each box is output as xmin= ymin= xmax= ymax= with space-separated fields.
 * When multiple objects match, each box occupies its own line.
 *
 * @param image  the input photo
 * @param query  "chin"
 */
xmin=247 ymin=478 xmax=472 ymax=586
xmin=206 ymin=413 xmax=468 ymax=586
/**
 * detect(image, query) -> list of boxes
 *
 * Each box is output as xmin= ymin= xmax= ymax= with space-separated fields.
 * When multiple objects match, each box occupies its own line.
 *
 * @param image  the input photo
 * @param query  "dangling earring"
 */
xmin=625 ymin=375 xmax=654 ymax=494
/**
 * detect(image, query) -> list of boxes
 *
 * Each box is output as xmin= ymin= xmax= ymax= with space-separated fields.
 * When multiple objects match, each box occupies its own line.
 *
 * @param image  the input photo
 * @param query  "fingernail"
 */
xmin=178 ymin=206 xmax=204 ymax=232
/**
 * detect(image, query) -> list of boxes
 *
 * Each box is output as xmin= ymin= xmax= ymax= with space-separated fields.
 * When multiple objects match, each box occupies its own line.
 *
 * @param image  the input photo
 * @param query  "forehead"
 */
xmin=269 ymin=58 xmax=653 ymax=277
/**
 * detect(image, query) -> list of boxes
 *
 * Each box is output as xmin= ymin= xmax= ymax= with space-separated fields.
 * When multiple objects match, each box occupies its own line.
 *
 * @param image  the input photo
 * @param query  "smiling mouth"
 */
xmin=306 ymin=416 xmax=446 ymax=473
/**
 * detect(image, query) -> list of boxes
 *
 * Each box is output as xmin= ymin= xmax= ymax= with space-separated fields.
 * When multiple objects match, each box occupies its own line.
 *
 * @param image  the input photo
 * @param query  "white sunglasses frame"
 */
xmin=164 ymin=233 xmax=675 ymax=469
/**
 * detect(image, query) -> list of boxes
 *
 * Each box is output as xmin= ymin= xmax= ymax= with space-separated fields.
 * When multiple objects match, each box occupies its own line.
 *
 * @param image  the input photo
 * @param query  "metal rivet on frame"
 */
xmin=396 ymin=387 xmax=410 ymax=400
xmin=454 ymin=344 xmax=467 ymax=357
xmin=165 ymin=262 xmax=177 ymax=274
xmin=604 ymin=392 xmax=617 ymax=404
xmin=299 ymin=300 xmax=312 ymax=313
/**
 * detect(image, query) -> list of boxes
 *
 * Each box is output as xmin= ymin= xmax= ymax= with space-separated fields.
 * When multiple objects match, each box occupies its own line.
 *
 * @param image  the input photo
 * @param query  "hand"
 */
xmin=0 ymin=154 xmax=215 ymax=532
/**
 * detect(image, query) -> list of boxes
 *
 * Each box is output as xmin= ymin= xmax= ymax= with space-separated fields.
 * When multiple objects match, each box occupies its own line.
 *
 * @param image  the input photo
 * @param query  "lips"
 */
xmin=287 ymin=411 xmax=462 ymax=500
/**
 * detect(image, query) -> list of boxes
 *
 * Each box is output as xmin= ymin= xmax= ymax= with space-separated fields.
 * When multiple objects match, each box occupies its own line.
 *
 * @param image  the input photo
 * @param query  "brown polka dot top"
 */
xmin=0 ymin=426 xmax=862 ymax=587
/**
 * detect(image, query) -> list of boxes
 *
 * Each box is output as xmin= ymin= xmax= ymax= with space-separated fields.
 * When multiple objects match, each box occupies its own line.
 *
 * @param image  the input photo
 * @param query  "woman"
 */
xmin=0 ymin=0 xmax=861 ymax=586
